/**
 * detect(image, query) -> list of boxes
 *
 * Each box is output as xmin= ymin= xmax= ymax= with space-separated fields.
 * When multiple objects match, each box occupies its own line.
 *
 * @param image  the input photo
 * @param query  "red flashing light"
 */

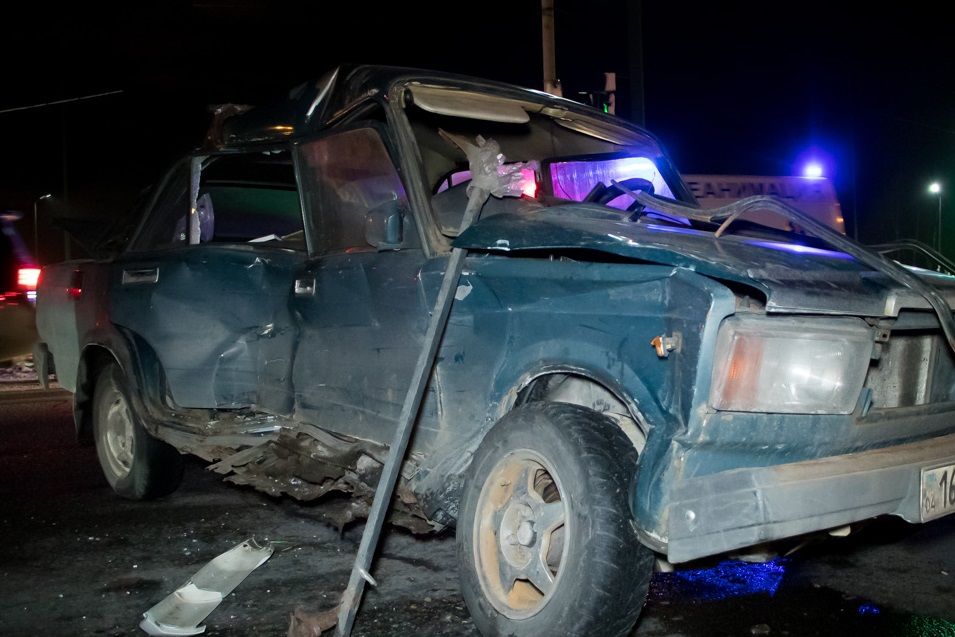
xmin=17 ymin=267 xmax=41 ymax=290
xmin=520 ymin=168 xmax=538 ymax=198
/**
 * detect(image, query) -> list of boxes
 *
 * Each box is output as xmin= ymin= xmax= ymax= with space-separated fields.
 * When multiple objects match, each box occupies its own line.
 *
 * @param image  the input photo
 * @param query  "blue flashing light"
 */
xmin=858 ymin=603 xmax=881 ymax=616
xmin=803 ymin=162 xmax=824 ymax=179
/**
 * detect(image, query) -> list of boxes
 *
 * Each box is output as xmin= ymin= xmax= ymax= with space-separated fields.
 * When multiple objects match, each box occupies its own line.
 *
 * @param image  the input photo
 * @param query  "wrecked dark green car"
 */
xmin=35 ymin=66 xmax=955 ymax=635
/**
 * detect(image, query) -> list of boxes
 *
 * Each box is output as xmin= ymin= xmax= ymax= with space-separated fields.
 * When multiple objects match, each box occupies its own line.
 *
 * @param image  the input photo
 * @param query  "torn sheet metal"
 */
xmin=140 ymin=538 xmax=273 ymax=636
xmin=206 ymin=428 xmax=436 ymax=533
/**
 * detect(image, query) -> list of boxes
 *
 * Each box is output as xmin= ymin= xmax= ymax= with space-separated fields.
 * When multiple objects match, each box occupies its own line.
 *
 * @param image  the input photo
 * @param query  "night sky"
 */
xmin=3 ymin=1 xmax=954 ymax=261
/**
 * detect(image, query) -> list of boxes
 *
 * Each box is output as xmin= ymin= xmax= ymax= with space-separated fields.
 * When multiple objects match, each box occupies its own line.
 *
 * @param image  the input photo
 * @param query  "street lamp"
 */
xmin=929 ymin=182 xmax=942 ymax=253
xmin=33 ymin=193 xmax=52 ymax=264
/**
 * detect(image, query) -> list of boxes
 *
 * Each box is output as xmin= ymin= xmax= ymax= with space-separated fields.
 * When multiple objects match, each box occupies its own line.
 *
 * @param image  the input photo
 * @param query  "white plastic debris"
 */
xmin=454 ymin=282 xmax=473 ymax=301
xmin=439 ymin=131 xmax=531 ymax=200
xmin=140 ymin=538 xmax=273 ymax=636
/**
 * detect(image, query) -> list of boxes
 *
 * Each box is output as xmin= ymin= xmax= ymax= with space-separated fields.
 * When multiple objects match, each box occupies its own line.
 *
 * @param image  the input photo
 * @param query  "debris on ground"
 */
xmin=287 ymin=606 xmax=339 ymax=637
xmin=140 ymin=538 xmax=274 ymax=636
xmin=0 ymin=360 xmax=37 ymax=383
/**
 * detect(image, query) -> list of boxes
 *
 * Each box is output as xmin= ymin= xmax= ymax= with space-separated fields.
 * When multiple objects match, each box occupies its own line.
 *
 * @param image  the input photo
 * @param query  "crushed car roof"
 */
xmin=205 ymin=64 xmax=664 ymax=151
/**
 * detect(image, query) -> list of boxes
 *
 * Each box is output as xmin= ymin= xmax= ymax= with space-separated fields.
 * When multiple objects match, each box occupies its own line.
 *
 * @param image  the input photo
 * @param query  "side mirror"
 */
xmin=365 ymin=199 xmax=407 ymax=250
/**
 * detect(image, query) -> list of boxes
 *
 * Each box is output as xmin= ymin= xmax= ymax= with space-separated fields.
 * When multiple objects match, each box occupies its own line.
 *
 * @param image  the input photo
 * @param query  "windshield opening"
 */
xmin=404 ymin=95 xmax=681 ymax=237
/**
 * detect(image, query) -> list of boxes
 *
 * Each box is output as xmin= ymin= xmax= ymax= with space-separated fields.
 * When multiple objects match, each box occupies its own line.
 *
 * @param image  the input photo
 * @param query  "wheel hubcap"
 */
xmin=103 ymin=391 xmax=134 ymax=478
xmin=474 ymin=450 xmax=569 ymax=619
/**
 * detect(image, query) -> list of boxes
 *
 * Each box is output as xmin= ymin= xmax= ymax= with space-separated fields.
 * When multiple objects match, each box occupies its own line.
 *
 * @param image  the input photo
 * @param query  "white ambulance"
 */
xmin=683 ymin=174 xmax=845 ymax=234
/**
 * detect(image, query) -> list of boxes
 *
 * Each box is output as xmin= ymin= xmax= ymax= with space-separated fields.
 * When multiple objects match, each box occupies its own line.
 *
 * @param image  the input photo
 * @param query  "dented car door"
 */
xmin=290 ymin=124 xmax=429 ymax=442
xmin=110 ymin=153 xmax=306 ymax=411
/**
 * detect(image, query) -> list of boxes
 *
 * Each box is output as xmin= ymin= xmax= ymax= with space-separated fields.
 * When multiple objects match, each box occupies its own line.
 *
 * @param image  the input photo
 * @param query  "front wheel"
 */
xmin=457 ymin=402 xmax=653 ymax=637
xmin=92 ymin=362 xmax=184 ymax=500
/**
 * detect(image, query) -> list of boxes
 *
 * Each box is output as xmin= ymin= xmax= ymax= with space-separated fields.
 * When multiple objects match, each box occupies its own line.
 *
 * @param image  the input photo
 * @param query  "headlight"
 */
xmin=710 ymin=315 xmax=874 ymax=414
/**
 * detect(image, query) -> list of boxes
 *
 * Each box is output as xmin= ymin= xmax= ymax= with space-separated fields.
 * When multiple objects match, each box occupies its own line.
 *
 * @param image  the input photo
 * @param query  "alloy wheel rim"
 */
xmin=103 ymin=391 xmax=134 ymax=478
xmin=473 ymin=449 xmax=569 ymax=619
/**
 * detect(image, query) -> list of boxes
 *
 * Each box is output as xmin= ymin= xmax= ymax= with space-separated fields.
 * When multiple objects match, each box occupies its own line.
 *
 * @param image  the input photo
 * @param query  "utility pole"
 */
xmin=604 ymin=72 xmax=617 ymax=114
xmin=61 ymin=104 xmax=71 ymax=260
xmin=541 ymin=0 xmax=562 ymax=96
xmin=627 ymin=0 xmax=645 ymax=125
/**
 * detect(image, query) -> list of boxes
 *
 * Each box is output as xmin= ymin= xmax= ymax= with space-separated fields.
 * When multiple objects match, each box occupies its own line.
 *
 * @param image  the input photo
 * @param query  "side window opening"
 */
xmin=297 ymin=126 xmax=417 ymax=256
xmin=129 ymin=151 xmax=305 ymax=252
xmin=196 ymin=150 xmax=305 ymax=249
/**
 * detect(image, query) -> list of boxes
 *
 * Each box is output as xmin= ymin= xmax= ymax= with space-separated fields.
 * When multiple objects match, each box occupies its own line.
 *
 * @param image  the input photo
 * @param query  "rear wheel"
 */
xmin=92 ymin=363 xmax=183 ymax=499
xmin=457 ymin=402 xmax=653 ymax=636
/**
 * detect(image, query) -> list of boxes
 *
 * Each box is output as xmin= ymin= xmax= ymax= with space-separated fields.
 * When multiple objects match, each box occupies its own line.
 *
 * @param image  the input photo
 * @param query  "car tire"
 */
xmin=92 ymin=362 xmax=184 ymax=499
xmin=457 ymin=401 xmax=653 ymax=637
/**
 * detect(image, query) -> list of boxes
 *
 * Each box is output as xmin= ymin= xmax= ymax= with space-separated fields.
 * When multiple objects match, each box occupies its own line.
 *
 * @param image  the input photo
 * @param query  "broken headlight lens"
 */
xmin=710 ymin=315 xmax=873 ymax=414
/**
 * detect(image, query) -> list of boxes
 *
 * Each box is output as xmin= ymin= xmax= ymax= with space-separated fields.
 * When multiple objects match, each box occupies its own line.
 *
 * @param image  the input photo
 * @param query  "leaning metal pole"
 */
xmin=335 ymin=185 xmax=491 ymax=637
xmin=335 ymin=132 xmax=530 ymax=635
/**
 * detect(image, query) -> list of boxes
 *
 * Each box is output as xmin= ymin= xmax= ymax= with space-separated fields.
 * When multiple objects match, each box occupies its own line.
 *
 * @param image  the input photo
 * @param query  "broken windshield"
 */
xmin=404 ymin=90 xmax=686 ymax=236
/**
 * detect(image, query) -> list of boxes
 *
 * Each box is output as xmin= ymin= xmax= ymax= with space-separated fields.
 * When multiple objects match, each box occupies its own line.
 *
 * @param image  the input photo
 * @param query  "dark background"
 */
xmin=3 ymin=1 xmax=954 ymax=262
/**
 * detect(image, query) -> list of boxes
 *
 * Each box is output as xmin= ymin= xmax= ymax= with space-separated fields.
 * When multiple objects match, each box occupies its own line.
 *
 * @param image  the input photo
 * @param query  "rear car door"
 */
xmin=110 ymin=150 xmax=305 ymax=412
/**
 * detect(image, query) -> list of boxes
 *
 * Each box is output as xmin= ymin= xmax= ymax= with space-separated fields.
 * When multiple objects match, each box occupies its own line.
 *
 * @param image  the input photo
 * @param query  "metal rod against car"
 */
xmin=335 ymin=185 xmax=492 ymax=637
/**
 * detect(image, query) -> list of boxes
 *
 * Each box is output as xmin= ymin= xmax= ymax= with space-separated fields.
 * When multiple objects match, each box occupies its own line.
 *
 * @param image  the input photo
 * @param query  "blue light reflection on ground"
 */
xmin=645 ymin=556 xmax=955 ymax=635
xmin=649 ymin=559 xmax=788 ymax=603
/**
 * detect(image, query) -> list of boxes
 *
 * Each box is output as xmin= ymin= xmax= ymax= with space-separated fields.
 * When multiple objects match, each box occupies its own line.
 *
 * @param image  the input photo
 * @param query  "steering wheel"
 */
xmin=584 ymin=177 xmax=655 ymax=216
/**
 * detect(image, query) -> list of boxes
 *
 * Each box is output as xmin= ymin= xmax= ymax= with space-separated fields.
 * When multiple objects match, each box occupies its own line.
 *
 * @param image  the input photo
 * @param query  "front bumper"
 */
xmin=663 ymin=430 xmax=955 ymax=563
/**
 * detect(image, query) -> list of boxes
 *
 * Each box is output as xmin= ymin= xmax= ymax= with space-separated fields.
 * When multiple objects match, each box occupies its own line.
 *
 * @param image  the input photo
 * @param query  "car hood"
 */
xmin=453 ymin=205 xmax=955 ymax=317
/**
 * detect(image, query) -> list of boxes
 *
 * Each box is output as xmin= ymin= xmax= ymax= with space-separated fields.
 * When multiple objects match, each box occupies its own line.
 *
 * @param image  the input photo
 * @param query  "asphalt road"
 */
xmin=2 ymin=382 xmax=955 ymax=636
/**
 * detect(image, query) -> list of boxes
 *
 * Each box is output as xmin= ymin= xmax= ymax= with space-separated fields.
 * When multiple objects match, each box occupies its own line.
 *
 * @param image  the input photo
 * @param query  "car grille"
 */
xmin=865 ymin=329 xmax=955 ymax=409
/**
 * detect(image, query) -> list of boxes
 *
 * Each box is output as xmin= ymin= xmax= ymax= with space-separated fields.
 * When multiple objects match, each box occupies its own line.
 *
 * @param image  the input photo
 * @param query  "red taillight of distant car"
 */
xmin=17 ymin=267 xmax=41 ymax=290
xmin=67 ymin=269 xmax=83 ymax=299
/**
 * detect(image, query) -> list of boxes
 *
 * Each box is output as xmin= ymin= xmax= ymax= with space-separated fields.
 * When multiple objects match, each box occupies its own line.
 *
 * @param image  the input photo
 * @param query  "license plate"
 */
xmin=920 ymin=463 xmax=955 ymax=522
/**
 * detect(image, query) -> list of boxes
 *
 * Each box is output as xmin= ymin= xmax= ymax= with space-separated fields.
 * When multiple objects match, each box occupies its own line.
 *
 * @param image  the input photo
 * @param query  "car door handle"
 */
xmin=294 ymin=278 xmax=315 ymax=296
xmin=122 ymin=268 xmax=159 ymax=284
